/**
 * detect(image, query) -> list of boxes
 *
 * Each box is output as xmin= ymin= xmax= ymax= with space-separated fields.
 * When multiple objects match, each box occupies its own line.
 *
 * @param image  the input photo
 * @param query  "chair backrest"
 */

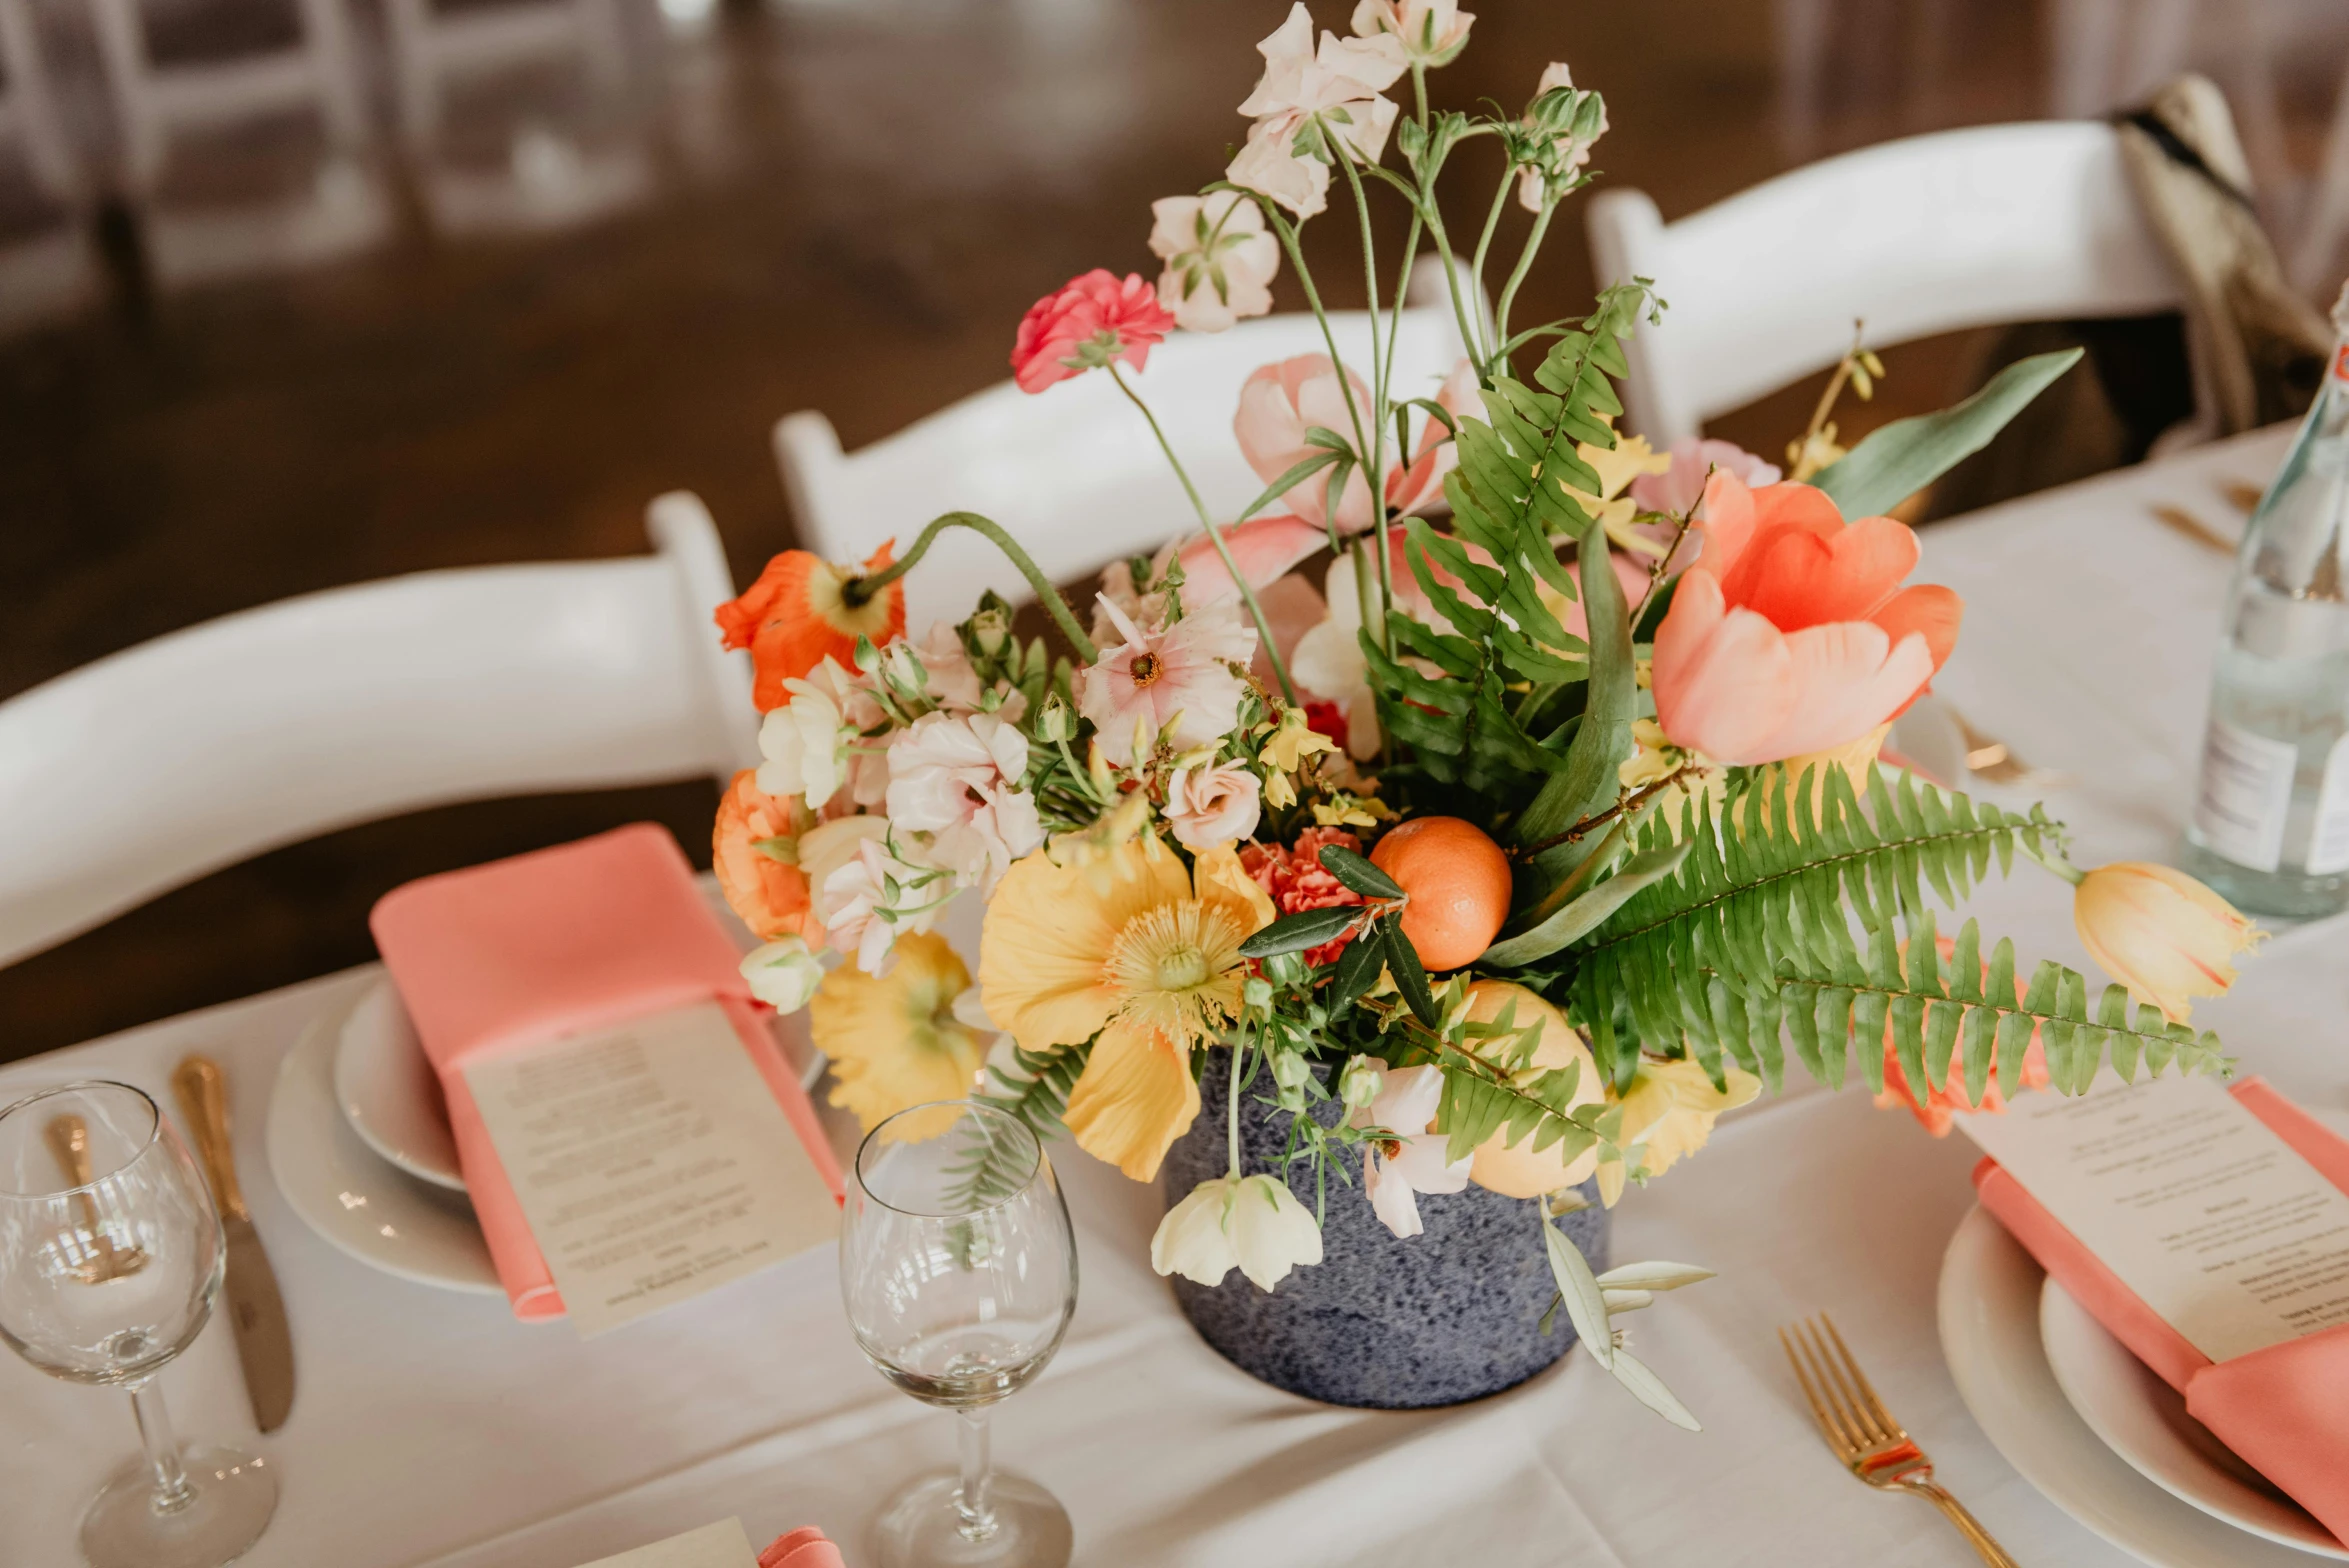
xmin=0 ymin=493 xmax=758 ymax=971
xmin=1586 ymin=121 xmax=2188 ymax=446
xmin=774 ymin=259 xmax=1473 ymax=635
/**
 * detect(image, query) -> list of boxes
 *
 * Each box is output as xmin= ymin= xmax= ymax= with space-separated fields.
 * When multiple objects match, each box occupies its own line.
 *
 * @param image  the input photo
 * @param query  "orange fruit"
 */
xmin=1369 ymin=816 xmax=1511 ymax=971
xmin=1458 ymin=981 xmax=1604 ymax=1198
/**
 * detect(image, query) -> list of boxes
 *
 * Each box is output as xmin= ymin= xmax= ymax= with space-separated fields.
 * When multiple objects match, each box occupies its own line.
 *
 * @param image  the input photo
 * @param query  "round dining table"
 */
xmin=2 ymin=422 xmax=2341 ymax=1568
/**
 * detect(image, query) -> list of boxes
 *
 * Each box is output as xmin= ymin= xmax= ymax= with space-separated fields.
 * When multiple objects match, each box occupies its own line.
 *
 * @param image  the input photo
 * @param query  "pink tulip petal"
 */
xmin=1722 ymin=515 xmax=1921 ymax=631
xmin=1759 ymin=623 xmax=1936 ymax=759
xmin=1652 ymin=571 xmax=1799 ymax=762
xmin=1175 ymin=513 xmax=1328 ymax=607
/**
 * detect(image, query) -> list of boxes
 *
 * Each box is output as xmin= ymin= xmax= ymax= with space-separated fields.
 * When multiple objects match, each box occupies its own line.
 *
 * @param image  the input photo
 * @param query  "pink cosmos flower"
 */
xmin=883 ymin=711 xmax=1041 ymax=894
xmin=1651 ymin=471 xmax=1962 ymax=767
xmin=1079 ymin=595 xmax=1257 ymax=765
xmin=1351 ymin=1063 xmax=1471 ymax=1238
xmin=1163 ymin=759 xmax=1263 ymax=850
xmin=1010 ymin=270 xmax=1176 ymax=394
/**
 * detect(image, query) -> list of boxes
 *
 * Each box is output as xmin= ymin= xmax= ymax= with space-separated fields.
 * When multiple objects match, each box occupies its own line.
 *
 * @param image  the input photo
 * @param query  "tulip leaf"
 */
xmin=1237 ymin=904 xmax=1365 ymax=959
xmin=1317 ymin=844 xmax=1404 ymax=901
xmin=1809 ymin=348 xmax=2083 ymax=518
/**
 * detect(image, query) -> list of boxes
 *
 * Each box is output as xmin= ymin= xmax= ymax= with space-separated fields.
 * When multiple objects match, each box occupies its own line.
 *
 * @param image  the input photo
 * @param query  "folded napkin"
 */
xmin=759 ymin=1528 xmax=844 ymax=1568
xmin=370 ymin=824 xmax=845 ymax=1319
xmin=1975 ymin=1076 xmax=2349 ymax=1545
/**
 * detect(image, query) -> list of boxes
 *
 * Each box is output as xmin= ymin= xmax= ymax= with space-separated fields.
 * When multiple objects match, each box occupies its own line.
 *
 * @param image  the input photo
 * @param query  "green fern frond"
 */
xmin=978 ymin=1041 xmax=1090 ymax=1141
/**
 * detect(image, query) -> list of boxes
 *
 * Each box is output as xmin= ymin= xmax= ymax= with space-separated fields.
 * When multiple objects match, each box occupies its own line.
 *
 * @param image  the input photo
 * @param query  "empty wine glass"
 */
xmin=840 ymin=1100 xmax=1079 ymax=1568
xmin=0 ymin=1081 xmax=277 ymax=1568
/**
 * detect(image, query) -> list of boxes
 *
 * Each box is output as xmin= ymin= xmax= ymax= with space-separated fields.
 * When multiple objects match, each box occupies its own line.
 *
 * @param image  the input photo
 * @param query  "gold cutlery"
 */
xmin=2149 ymin=502 xmax=2235 ymax=556
xmin=174 ymin=1056 xmax=297 ymax=1432
xmin=2221 ymin=479 xmax=2265 ymax=514
xmin=43 ymin=1114 xmax=148 ymax=1283
xmin=1782 ymin=1314 xmax=2019 ymax=1568
xmin=1945 ymin=710 xmax=2050 ymax=790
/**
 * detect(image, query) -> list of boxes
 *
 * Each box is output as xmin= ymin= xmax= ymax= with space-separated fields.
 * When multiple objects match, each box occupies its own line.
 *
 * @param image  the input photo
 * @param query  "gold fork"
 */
xmin=1781 ymin=1314 xmax=2019 ymax=1567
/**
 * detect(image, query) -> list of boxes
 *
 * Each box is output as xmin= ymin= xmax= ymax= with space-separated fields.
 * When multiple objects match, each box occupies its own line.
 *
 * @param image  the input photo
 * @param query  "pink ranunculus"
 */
xmin=1010 ymin=270 xmax=1176 ymax=394
xmin=1163 ymin=759 xmax=1263 ymax=851
xmin=1650 ymin=472 xmax=1962 ymax=767
xmin=1079 ymin=594 xmax=1257 ymax=765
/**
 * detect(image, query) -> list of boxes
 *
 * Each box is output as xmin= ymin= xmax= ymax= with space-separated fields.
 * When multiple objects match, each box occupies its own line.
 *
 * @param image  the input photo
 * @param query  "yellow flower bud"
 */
xmin=2072 ymin=862 xmax=2264 ymax=1024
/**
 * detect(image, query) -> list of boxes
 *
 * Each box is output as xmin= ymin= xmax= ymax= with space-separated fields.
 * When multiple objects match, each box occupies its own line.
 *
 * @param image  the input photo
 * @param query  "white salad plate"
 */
xmin=1937 ymin=1203 xmax=2330 ymax=1568
xmin=2039 ymin=1277 xmax=2348 ymax=1558
xmin=268 ymin=986 xmax=504 ymax=1296
xmin=335 ymin=978 xmax=466 ymax=1191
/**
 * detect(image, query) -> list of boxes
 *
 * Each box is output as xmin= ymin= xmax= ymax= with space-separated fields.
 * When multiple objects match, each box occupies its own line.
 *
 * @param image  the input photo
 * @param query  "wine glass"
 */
xmin=0 ymin=1081 xmax=278 ymax=1568
xmin=840 ymin=1100 xmax=1079 ymax=1568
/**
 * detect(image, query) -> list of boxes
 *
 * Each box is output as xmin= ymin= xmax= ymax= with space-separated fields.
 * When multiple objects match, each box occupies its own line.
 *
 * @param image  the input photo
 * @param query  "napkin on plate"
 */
xmin=759 ymin=1528 xmax=844 ymax=1568
xmin=370 ymin=824 xmax=845 ymax=1320
xmin=1975 ymin=1075 xmax=2349 ymax=1545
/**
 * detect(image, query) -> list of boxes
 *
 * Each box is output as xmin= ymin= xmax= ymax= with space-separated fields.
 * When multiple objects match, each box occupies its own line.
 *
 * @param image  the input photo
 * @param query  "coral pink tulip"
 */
xmin=1651 ymin=472 xmax=1960 ymax=766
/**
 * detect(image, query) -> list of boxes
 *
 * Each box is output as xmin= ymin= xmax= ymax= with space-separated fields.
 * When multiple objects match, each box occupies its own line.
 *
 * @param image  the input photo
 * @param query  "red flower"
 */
xmin=1239 ymin=827 xmax=1366 ymax=967
xmin=1302 ymin=700 xmax=1350 ymax=755
xmin=715 ymin=543 xmax=905 ymax=711
xmin=1010 ymin=270 xmax=1175 ymax=394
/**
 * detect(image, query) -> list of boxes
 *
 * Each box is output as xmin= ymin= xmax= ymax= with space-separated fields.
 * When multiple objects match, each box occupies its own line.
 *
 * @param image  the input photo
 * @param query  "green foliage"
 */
xmin=1318 ymin=844 xmax=1402 ymax=900
xmin=1568 ymin=765 xmax=2229 ymax=1099
xmin=1482 ymin=835 xmax=1692 ymax=967
xmin=1368 ymin=285 xmax=1655 ymax=804
xmin=1432 ymin=1036 xmax=1610 ymax=1165
xmin=1239 ymin=904 xmax=1366 ymax=959
xmin=1810 ymin=349 xmax=2082 ymax=518
xmin=978 ymin=1041 xmax=1091 ymax=1143
xmin=1380 ymin=911 xmax=1441 ymax=1026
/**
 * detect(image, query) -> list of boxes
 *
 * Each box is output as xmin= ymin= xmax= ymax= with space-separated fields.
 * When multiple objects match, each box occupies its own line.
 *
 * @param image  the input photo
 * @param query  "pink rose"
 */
xmin=1163 ymin=759 xmax=1263 ymax=851
xmin=1010 ymin=270 xmax=1176 ymax=394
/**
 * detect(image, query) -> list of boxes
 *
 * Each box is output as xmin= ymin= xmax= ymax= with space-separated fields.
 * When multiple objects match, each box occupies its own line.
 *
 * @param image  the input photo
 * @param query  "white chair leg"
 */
xmin=0 ymin=0 xmax=83 ymax=201
xmin=86 ymin=0 xmax=166 ymax=193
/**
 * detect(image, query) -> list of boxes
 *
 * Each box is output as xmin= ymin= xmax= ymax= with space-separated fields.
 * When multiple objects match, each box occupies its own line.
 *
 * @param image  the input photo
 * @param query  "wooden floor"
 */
xmin=0 ymin=0 xmax=2333 ymax=1056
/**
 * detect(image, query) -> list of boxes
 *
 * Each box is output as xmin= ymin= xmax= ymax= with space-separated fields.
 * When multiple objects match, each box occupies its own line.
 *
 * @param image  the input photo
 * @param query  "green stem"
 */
xmin=1334 ymin=147 xmax=1396 ymax=663
xmin=847 ymin=512 xmax=1097 ymax=662
xmin=1466 ymin=171 xmax=1513 ymax=365
xmin=1227 ymin=1023 xmax=1248 ymax=1177
xmin=2020 ymin=840 xmax=2087 ymax=886
xmin=1493 ymin=201 xmax=1558 ymax=369
xmin=1106 ymin=365 xmax=1300 ymax=707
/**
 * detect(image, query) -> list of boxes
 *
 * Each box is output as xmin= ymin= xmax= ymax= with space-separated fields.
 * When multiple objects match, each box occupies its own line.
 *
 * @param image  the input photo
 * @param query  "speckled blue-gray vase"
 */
xmin=1162 ymin=1051 xmax=1609 ymax=1409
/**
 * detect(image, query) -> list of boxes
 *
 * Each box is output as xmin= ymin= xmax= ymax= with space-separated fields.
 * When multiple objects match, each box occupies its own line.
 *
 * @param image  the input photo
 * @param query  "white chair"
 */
xmin=774 ymin=258 xmax=1473 ymax=635
xmin=0 ymin=0 xmax=104 ymax=332
xmin=0 ymin=493 xmax=758 ymax=970
xmin=383 ymin=0 xmax=629 ymax=153
xmin=1585 ymin=122 xmax=2190 ymax=447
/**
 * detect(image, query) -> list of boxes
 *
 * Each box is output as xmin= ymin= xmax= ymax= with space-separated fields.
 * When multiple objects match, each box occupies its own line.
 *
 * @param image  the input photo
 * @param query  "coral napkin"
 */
xmin=1975 ymin=1076 xmax=2349 ymax=1545
xmin=759 ymin=1529 xmax=845 ymax=1568
xmin=370 ymin=824 xmax=844 ymax=1319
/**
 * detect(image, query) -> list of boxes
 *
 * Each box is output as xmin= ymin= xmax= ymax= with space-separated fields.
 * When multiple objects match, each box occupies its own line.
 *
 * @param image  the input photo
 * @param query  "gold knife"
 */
xmin=174 ymin=1055 xmax=296 ymax=1432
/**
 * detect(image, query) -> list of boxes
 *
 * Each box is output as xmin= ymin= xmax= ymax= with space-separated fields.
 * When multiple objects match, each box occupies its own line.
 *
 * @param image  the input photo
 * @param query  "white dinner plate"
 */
xmin=2040 ymin=1278 xmax=2348 ymax=1558
xmin=1938 ymin=1204 xmax=2328 ymax=1568
xmin=335 ymin=978 xmax=466 ymax=1190
xmin=268 ymin=986 xmax=505 ymax=1296
xmin=330 ymin=974 xmax=834 ymax=1195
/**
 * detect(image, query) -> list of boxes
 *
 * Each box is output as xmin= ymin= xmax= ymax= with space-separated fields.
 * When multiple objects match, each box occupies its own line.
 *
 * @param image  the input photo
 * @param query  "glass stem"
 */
xmin=129 ymin=1380 xmax=195 ymax=1514
xmin=953 ymin=1407 xmax=998 ymax=1543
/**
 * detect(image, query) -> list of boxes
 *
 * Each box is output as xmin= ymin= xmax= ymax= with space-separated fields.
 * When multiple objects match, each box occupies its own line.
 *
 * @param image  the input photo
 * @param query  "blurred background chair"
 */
xmin=775 ymin=257 xmax=1471 ymax=634
xmin=0 ymin=0 xmax=103 ymax=331
xmin=0 ymin=492 xmax=756 ymax=971
xmin=1586 ymin=121 xmax=2188 ymax=448
xmin=86 ymin=0 xmax=392 ymax=285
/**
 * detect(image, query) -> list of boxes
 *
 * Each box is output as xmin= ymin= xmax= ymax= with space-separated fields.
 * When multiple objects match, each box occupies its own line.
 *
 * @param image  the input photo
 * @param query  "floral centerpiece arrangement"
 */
xmin=710 ymin=1 xmax=2262 ymax=1421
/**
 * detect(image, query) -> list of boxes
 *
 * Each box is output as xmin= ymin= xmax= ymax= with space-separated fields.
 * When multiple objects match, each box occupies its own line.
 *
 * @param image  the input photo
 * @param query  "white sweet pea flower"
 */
xmin=809 ymin=824 xmax=950 ymax=976
xmin=1227 ymin=3 xmax=1408 ymax=219
xmin=1151 ymin=1172 xmax=1325 ymax=1291
xmin=1349 ymin=0 xmax=1472 ymax=67
xmin=739 ymin=935 xmax=824 ymax=1014
xmin=1149 ymin=191 xmax=1281 ymax=333
xmin=1349 ymin=1063 xmax=1471 ymax=1239
xmin=884 ymin=711 xmax=1042 ymax=894
xmin=756 ymin=657 xmax=884 ymax=810
xmin=1517 ymin=62 xmax=1608 ymax=213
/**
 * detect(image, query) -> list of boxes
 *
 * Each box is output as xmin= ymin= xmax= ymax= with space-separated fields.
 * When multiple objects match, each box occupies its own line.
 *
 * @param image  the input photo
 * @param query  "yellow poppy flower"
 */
xmin=1595 ymin=1056 xmax=1761 ymax=1206
xmin=809 ymin=931 xmax=986 ymax=1139
xmin=979 ymin=840 xmax=1270 ymax=1180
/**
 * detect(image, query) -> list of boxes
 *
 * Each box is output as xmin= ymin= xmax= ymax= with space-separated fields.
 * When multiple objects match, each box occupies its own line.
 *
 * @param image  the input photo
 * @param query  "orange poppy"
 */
xmin=713 ymin=770 xmax=815 ymax=940
xmin=716 ymin=543 xmax=905 ymax=710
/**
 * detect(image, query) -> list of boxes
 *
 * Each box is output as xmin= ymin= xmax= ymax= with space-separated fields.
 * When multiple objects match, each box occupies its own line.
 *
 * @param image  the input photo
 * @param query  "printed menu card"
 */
xmin=1959 ymin=1070 xmax=2349 ymax=1362
xmin=464 ymin=1000 xmax=839 ymax=1337
xmin=578 ymin=1519 xmax=761 ymax=1568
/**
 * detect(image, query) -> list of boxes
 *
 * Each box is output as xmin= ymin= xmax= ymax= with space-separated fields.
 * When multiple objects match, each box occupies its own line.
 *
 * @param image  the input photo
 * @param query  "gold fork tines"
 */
xmin=1780 ymin=1314 xmax=2019 ymax=1568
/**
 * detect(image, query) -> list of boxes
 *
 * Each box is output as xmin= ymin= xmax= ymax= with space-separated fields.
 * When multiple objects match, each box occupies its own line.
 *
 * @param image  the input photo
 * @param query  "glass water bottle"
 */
xmin=2180 ymin=289 xmax=2349 ymax=919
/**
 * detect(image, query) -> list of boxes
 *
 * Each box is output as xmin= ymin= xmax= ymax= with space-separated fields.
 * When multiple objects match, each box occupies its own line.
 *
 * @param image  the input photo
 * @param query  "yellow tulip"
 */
xmin=1595 ymin=1056 xmax=1761 ymax=1206
xmin=2073 ymin=861 xmax=2263 ymax=1024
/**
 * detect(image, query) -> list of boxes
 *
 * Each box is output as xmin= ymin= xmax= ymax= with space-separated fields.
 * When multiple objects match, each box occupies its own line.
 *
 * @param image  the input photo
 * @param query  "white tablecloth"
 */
xmin=4 ymin=424 xmax=2343 ymax=1568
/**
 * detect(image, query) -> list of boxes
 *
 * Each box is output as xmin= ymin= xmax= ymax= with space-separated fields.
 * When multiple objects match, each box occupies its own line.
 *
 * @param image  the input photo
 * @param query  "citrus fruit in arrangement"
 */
xmin=1368 ymin=815 xmax=1511 ymax=971
xmin=1458 ymin=981 xmax=1605 ymax=1198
